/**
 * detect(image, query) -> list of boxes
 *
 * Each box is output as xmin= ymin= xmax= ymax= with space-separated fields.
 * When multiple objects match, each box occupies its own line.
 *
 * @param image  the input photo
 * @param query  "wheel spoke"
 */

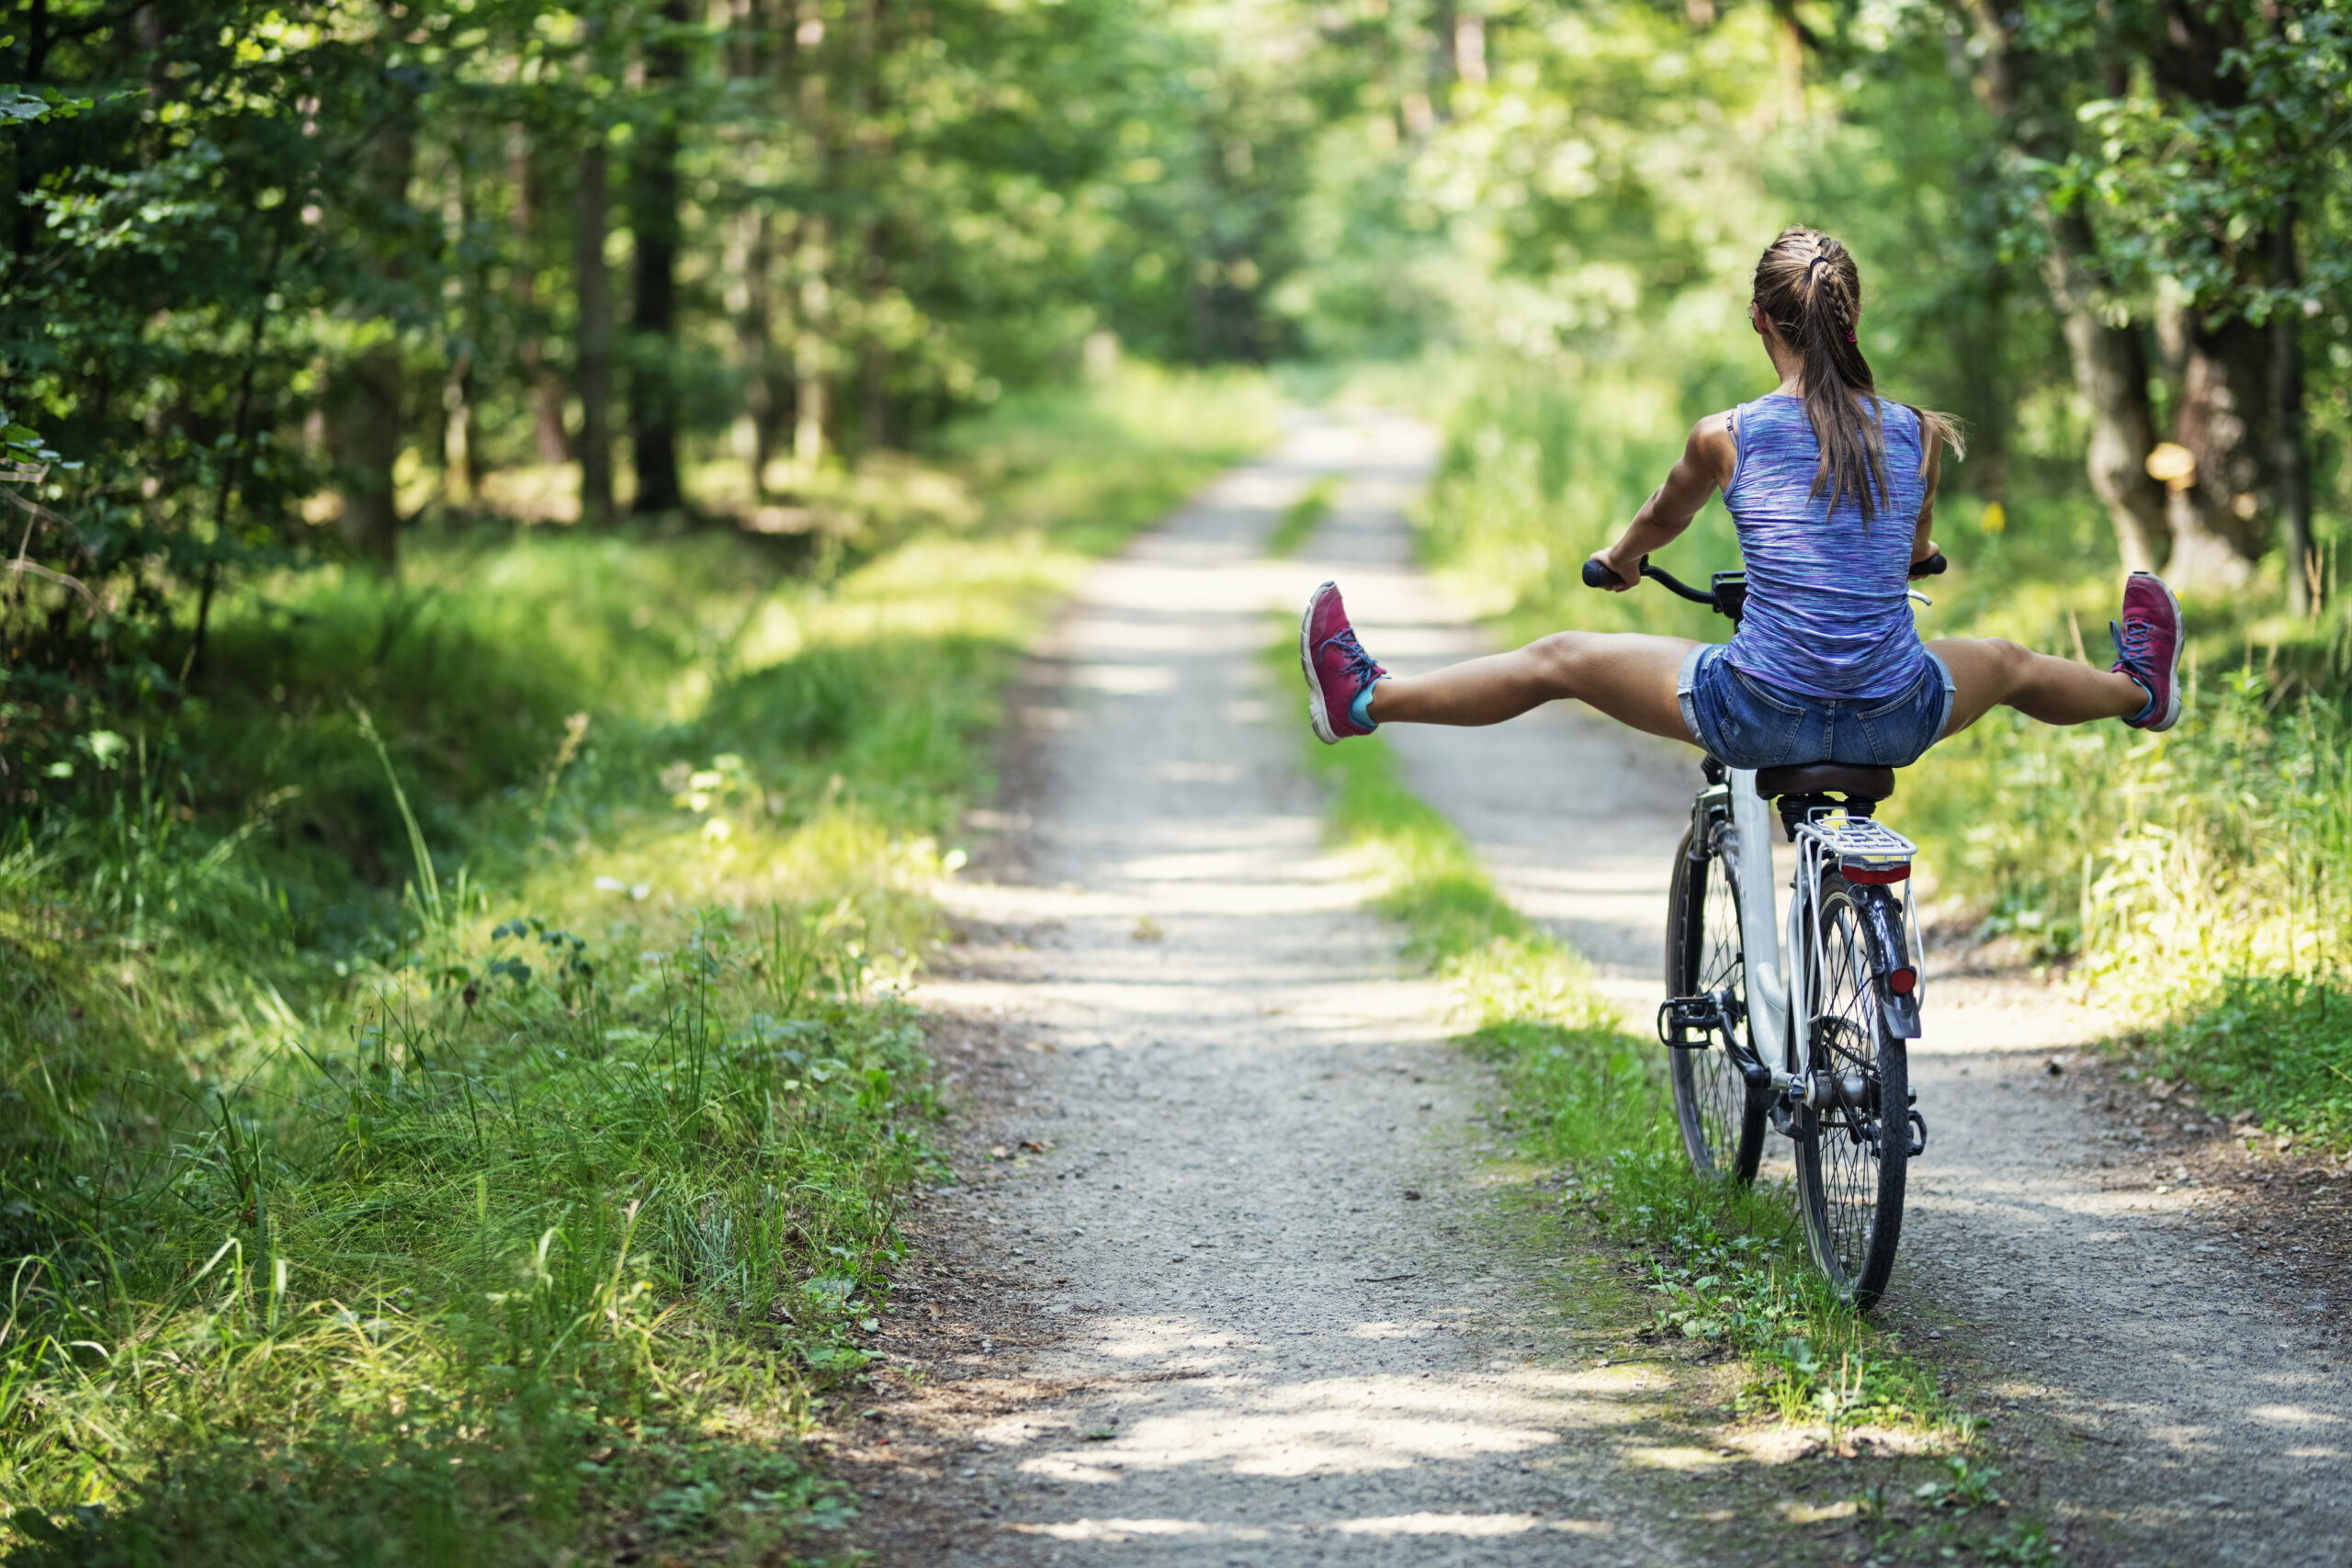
xmin=1668 ymin=823 xmax=1758 ymax=1186
xmin=1690 ymin=845 xmax=1747 ymax=1171
xmin=1796 ymin=884 xmax=1904 ymax=1301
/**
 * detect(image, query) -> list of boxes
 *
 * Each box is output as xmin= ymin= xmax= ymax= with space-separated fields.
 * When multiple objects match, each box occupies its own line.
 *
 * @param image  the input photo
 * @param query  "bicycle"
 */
xmin=1581 ymin=552 xmax=1940 ymax=1307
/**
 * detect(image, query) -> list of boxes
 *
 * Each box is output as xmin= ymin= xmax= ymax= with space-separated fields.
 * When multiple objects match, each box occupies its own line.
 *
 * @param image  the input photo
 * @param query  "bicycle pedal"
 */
xmin=1656 ymin=995 xmax=1721 ymax=1049
xmin=1905 ymin=1108 xmax=1928 ymax=1158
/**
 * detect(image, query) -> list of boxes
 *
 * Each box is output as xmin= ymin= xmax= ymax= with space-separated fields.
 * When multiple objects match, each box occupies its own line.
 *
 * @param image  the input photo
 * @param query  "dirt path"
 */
xmin=856 ymin=412 xmax=2350 ymax=1566
xmin=858 ymin=413 xmax=1723 ymax=1565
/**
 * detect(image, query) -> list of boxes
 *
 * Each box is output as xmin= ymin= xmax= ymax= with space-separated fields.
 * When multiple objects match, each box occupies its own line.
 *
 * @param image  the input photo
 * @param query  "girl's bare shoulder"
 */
xmin=1685 ymin=410 xmax=1740 ymax=488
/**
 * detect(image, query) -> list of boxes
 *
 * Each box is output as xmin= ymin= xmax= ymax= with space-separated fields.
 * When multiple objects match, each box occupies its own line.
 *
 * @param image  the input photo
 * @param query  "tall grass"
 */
xmin=0 ymin=366 xmax=1275 ymax=1562
xmin=1904 ymin=664 xmax=2352 ymax=1138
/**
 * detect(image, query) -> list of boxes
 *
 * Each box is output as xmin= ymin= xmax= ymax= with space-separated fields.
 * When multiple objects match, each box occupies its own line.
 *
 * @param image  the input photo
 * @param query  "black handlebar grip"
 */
xmin=1581 ymin=558 xmax=1626 ymax=590
xmin=1909 ymin=552 xmax=1948 ymax=580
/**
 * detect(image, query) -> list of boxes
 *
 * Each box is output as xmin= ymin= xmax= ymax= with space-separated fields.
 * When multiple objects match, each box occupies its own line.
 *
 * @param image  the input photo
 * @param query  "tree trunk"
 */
xmin=334 ymin=342 xmax=405 ymax=570
xmin=627 ymin=0 xmax=688 ymax=517
xmin=443 ymin=353 xmax=475 ymax=503
xmin=1950 ymin=0 xmax=2170 ymax=571
xmin=726 ymin=7 xmax=777 ymax=496
xmin=575 ymin=138 xmax=615 ymax=526
xmin=334 ymin=38 xmax=418 ymax=572
xmin=511 ymin=126 xmax=571 ymax=466
xmin=793 ymin=214 xmax=831 ymax=471
xmin=12 ymin=0 xmax=49 ymax=259
xmin=1954 ymin=271 xmax=2011 ymax=512
xmin=731 ymin=208 xmax=777 ymax=495
xmin=2272 ymin=209 xmax=2315 ymax=615
xmin=2165 ymin=311 xmax=2272 ymax=589
xmin=2039 ymin=213 xmax=2170 ymax=572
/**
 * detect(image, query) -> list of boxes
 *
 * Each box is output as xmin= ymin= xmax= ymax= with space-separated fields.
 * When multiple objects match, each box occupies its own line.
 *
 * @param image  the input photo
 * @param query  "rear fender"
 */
xmin=1849 ymin=883 xmax=1922 ymax=1039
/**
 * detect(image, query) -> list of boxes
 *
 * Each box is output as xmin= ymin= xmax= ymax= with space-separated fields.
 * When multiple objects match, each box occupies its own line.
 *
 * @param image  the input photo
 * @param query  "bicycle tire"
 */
xmin=1792 ymin=874 xmax=1909 ymax=1307
xmin=1665 ymin=821 xmax=1766 ymax=1184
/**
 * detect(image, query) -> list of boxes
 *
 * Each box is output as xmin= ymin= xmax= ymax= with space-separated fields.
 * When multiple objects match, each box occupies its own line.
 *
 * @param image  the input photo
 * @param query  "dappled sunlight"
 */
xmin=1348 ymin=1320 xmax=1439 ymax=1339
xmin=1330 ymin=1513 xmax=1608 ymax=1537
xmin=1622 ymin=1444 xmax=1736 ymax=1472
xmin=2245 ymin=1404 xmax=2346 ymax=1430
xmin=1012 ymin=1372 xmax=1566 ymax=1480
xmin=1072 ymin=662 xmax=1182 ymax=695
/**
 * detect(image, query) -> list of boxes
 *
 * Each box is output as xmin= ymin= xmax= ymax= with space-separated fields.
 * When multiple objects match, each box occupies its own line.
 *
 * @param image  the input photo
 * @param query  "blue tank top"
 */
xmin=1723 ymin=393 xmax=1929 ymax=700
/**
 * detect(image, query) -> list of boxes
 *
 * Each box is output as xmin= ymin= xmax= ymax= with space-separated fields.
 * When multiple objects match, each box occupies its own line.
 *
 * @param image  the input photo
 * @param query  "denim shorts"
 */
xmin=1676 ymin=644 xmax=1956 ymax=771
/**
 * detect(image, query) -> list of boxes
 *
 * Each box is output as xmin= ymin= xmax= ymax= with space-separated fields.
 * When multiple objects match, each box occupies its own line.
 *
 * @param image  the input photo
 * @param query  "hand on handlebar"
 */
xmin=1582 ymin=550 xmax=1641 ymax=592
xmin=1907 ymin=549 xmax=1948 ymax=581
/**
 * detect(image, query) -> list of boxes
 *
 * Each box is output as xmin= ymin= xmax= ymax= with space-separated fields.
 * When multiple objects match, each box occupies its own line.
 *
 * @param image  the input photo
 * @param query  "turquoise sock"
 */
xmin=1349 ymin=679 xmax=1381 ymax=731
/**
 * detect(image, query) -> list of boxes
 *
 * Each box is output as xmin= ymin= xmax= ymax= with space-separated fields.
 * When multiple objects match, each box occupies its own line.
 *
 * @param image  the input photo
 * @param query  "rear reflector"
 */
xmin=1885 ymin=966 xmax=1917 ymax=996
xmin=1843 ymin=863 xmax=1910 ymax=885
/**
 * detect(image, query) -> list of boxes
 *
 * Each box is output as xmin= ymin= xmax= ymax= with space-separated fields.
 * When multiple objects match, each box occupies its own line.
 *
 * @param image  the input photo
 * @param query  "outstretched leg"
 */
xmin=1930 ymin=637 xmax=2145 ymax=734
xmin=1300 ymin=580 xmax=1698 ymax=746
xmin=1934 ymin=570 xmax=2185 ymax=737
xmin=1365 ymin=630 xmax=1701 ymax=744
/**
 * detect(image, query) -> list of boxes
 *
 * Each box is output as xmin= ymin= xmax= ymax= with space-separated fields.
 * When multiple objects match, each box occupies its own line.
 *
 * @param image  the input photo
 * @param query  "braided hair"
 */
xmin=1751 ymin=226 xmax=1961 ymax=523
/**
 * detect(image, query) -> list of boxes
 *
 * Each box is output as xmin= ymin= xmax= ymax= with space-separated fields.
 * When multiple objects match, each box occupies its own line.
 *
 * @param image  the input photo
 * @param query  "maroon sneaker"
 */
xmin=2109 ymin=570 xmax=2184 ymax=731
xmin=1299 ymin=581 xmax=1386 ymax=744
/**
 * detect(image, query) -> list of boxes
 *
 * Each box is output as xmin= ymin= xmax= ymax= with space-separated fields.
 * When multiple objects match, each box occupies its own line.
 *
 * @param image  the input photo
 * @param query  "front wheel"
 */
xmin=1665 ymin=820 xmax=1766 ymax=1184
xmin=1792 ymin=874 xmax=1909 ymax=1307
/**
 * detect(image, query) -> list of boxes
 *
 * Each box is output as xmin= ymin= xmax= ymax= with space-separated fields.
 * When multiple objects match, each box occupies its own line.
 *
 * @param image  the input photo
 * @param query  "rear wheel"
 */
xmin=1665 ymin=818 xmax=1766 ymax=1184
xmin=1792 ymin=875 xmax=1909 ymax=1306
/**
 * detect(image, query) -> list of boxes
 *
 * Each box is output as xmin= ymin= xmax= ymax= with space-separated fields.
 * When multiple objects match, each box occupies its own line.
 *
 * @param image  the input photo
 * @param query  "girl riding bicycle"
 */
xmin=1300 ymin=226 xmax=2184 ymax=764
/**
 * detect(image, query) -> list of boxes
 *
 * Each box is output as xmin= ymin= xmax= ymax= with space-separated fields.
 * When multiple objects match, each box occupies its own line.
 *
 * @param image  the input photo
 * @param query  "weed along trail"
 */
xmin=857 ymin=413 xmax=1720 ymax=1566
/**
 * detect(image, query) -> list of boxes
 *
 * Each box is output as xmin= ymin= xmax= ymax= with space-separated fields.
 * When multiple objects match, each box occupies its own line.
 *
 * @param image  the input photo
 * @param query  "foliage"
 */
xmin=0 ymin=370 xmax=1268 ymax=1562
xmin=2143 ymin=974 xmax=2352 ymax=1149
xmin=0 ymin=0 xmax=1328 ymax=822
xmin=2021 ymin=0 xmax=2352 ymax=320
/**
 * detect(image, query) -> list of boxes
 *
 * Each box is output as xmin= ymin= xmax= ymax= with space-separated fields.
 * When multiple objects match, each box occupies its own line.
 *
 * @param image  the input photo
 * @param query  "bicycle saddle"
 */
xmin=1754 ymin=763 xmax=1895 ymax=802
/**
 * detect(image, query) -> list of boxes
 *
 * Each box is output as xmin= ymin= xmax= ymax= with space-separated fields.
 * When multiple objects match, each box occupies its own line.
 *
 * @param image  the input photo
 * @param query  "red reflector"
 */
xmin=1842 ymin=863 xmax=1910 ymax=885
xmin=1886 ymin=966 xmax=1917 ymax=996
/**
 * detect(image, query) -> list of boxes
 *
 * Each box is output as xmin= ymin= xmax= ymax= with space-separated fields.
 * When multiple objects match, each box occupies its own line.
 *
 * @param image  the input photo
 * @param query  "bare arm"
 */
xmin=1590 ymin=413 xmax=1737 ymax=590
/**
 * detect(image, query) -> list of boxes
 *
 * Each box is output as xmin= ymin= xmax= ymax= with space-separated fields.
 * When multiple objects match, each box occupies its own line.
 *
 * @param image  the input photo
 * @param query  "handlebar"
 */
xmin=1579 ymin=556 xmax=1715 ymax=603
xmin=1581 ymin=551 xmax=1947 ymax=616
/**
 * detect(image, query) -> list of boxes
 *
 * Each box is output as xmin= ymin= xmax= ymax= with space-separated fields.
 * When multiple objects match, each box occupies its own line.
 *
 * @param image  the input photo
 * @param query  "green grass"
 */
xmin=1264 ymin=476 xmax=1338 ymax=558
xmin=1283 ymin=643 xmax=1948 ymax=1438
xmin=0 ymin=365 xmax=1278 ymax=1564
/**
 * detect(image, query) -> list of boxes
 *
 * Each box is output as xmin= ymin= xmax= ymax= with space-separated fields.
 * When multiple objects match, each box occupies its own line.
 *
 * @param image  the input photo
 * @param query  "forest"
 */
xmin=1 ymin=0 xmax=2347 ymax=1560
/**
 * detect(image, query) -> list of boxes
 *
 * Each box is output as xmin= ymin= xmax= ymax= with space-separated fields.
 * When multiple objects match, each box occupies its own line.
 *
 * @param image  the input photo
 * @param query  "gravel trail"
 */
xmin=883 ymin=410 xmax=2351 ymax=1567
xmin=900 ymin=413 xmax=1710 ymax=1565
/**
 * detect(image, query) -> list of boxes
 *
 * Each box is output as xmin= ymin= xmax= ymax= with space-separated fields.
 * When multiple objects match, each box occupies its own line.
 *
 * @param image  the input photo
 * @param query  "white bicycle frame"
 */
xmin=1724 ymin=768 xmax=1798 ymax=1081
xmin=1718 ymin=767 xmax=1921 ymax=1091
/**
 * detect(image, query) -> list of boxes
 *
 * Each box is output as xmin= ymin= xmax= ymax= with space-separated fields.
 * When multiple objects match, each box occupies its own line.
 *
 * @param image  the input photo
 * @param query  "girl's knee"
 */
xmin=1962 ymin=637 xmax=2035 ymax=697
xmin=1524 ymin=631 xmax=1590 ymax=689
